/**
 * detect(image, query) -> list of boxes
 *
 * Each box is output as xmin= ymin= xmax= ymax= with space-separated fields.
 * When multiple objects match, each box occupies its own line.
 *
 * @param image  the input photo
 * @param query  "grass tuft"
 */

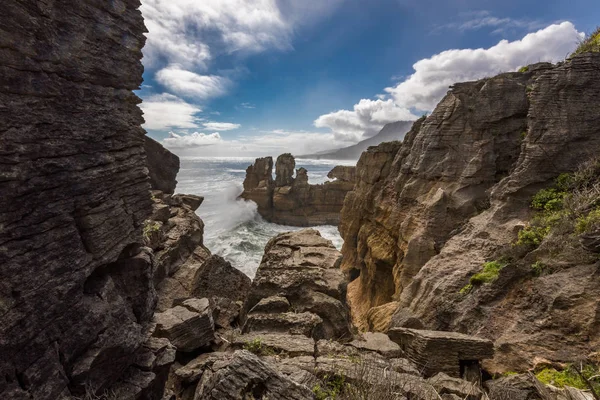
xmin=570 ymin=26 xmax=600 ymax=57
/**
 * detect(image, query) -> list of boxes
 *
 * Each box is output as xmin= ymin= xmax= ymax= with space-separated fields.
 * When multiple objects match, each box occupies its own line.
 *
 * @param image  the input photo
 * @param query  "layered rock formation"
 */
xmin=0 ymin=1 xmax=159 ymax=398
xmin=145 ymin=136 xmax=180 ymax=194
xmin=339 ymin=55 xmax=600 ymax=372
xmin=240 ymin=153 xmax=355 ymax=226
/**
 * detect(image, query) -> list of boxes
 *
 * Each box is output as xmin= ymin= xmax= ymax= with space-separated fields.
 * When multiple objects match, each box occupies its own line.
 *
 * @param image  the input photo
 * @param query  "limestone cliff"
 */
xmin=339 ymin=55 xmax=600 ymax=371
xmin=0 ymin=1 xmax=180 ymax=398
xmin=240 ymin=154 xmax=355 ymax=226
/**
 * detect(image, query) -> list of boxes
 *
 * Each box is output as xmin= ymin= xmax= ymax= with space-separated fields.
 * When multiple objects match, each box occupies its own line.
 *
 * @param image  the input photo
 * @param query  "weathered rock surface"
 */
xmin=0 ymin=0 xmax=173 ymax=398
xmin=240 ymin=154 xmax=355 ymax=226
xmin=242 ymin=229 xmax=351 ymax=340
xmin=145 ymin=136 xmax=180 ymax=194
xmin=154 ymin=299 xmax=215 ymax=353
xmin=339 ymin=55 xmax=600 ymax=371
xmin=388 ymin=328 xmax=494 ymax=379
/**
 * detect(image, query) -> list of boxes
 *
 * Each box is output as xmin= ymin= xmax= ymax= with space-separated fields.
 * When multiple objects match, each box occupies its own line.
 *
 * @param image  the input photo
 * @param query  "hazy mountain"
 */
xmin=298 ymin=120 xmax=414 ymax=160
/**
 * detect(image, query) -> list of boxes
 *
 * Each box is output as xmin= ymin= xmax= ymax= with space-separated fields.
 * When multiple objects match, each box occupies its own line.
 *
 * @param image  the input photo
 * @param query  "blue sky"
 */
xmin=137 ymin=0 xmax=596 ymax=157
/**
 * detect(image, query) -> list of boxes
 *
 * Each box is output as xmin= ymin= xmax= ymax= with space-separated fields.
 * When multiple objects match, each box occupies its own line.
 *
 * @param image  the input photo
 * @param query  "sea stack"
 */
xmin=240 ymin=153 xmax=355 ymax=226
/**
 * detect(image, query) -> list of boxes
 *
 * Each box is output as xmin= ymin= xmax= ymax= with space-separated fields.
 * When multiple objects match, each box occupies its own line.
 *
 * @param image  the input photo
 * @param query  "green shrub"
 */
xmin=531 ymin=261 xmax=546 ymax=277
xmin=536 ymin=365 xmax=600 ymax=391
xmin=517 ymin=225 xmax=550 ymax=247
xmin=142 ymin=220 xmax=160 ymax=239
xmin=518 ymin=66 xmax=529 ymax=73
xmin=243 ymin=338 xmax=275 ymax=356
xmin=469 ymin=260 xmax=508 ymax=286
xmin=459 ymin=284 xmax=473 ymax=295
xmin=570 ymin=26 xmax=600 ymax=57
xmin=531 ymin=188 xmax=566 ymax=211
xmin=576 ymin=208 xmax=600 ymax=234
xmin=313 ymin=374 xmax=346 ymax=400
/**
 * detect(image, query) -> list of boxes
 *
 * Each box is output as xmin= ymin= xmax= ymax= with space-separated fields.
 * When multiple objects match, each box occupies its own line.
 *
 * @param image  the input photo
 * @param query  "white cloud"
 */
xmin=140 ymin=93 xmax=202 ymax=130
xmin=240 ymin=102 xmax=256 ymax=109
xmin=314 ymin=99 xmax=418 ymax=142
xmin=161 ymin=129 xmax=349 ymax=157
xmin=156 ymin=65 xmax=230 ymax=99
xmin=437 ymin=11 xmax=549 ymax=34
xmin=140 ymin=0 xmax=294 ymax=69
xmin=386 ymin=22 xmax=583 ymax=111
xmin=203 ymin=122 xmax=241 ymax=131
xmin=163 ymin=132 xmax=223 ymax=149
xmin=313 ymin=22 xmax=583 ymax=138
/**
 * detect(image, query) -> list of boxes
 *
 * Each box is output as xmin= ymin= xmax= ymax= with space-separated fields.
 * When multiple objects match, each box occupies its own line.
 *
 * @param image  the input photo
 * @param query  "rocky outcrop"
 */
xmin=0 ymin=1 xmax=166 ymax=398
xmin=145 ymin=136 xmax=180 ymax=194
xmin=242 ymin=229 xmax=351 ymax=340
xmin=240 ymin=154 xmax=355 ymax=226
xmin=339 ymin=55 xmax=600 ymax=371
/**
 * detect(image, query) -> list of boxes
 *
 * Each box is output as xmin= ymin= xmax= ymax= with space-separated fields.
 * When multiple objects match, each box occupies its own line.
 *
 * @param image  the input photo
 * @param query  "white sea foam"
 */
xmin=175 ymin=157 xmax=347 ymax=278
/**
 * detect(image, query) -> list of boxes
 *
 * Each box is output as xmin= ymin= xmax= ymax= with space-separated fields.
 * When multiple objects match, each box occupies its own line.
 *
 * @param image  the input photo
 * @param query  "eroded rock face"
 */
xmin=240 ymin=154 xmax=356 ymax=226
xmin=0 ymin=1 xmax=162 ymax=398
xmin=339 ymin=55 xmax=600 ymax=371
xmin=145 ymin=136 xmax=180 ymax=194
xmin=242 ymin=229 xmax=351 ymax=340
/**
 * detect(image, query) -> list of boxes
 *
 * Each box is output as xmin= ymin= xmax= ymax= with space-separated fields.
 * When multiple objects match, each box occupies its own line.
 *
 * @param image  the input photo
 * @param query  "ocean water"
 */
xmin=175 ymin=157 xmax=355 ymax=278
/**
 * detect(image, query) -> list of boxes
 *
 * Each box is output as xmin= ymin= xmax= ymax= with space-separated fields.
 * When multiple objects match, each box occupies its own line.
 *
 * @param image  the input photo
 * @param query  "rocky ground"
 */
xmin=240 ymin=154 xmax=355 ymax=226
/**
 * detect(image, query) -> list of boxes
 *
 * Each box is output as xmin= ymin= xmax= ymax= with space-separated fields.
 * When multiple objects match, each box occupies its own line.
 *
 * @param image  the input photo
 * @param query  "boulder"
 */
xmin=153 ymin=299 xmax=215 ymax=352
xmin=348 ymin=332 xmax=403 ymax=359
xmin=193 ymin=350 xmax=314 ymax=400
xmin=327 ymin=165 xmax=356 ymax=182
xmin=428 ymin=373 xmax=483 ymax=400
xmin=232 ymin=333 xmax=315 ymax=357
xmin=243 ymin=229 xmax=351 ymax=340
xmin=171 ymin=194 xmax=204 ymax=211
xmin=388 ymin=328 xmax=494 ymax=378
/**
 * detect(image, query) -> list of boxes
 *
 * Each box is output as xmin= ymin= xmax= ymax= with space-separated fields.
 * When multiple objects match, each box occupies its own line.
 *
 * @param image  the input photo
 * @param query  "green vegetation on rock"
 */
xmin=142 ymin=220 xmax=160 ymax=239
xmin=518 ymin=65 xmax=529 ymax=73
xmin=536 ymin=364 xmax=600 ymax=391
xmin=243 ymin=337 xmax=276 ymax=356
xmin=313 ymin=374 xmax=346 ymax=400
xmin=461 ymin=260 xmax=507 ymax=293
xmin=570 ymin=26 xmax=600 ymax=57
xmin=516 ymin=159 xmax=600 ymax=252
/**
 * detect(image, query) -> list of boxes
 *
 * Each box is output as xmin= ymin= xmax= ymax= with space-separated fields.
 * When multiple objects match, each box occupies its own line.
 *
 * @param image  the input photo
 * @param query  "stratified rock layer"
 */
xmin=339 ymin=56 xmax=600 ymax=371
xmin=145 ymin=136 xmax=180 ymax=194
xmin=240 ymin=154 xmax=355 ymax=226
xmin=0 ymin=1 xmax=162 ymax=398
xmin=243 ymin=229 xmax=351 ymax=340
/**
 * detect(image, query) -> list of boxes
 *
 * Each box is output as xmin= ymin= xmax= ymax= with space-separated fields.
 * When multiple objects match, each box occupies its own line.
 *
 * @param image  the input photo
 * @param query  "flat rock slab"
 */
xmin=153 ymin=298 xmax=214 ymax=352
xmin=233 ymin=333 xmax=315 ymax=357
xmin=349 ymin=332 xmax=403 ymax=358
